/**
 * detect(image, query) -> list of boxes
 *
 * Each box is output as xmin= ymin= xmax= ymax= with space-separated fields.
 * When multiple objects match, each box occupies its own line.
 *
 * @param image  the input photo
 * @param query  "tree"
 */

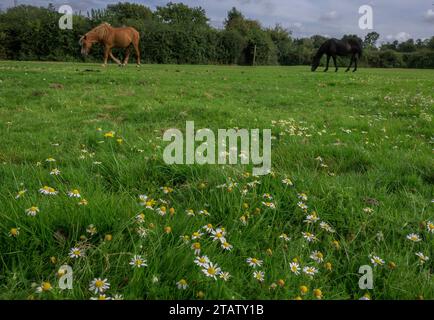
xmin=397 ymin=39 xmax=416 ymax=52
xmin=155 ymin=2 xmax=208 ymax=29
xmin=364 ymin=32 xmax=380 ymax=48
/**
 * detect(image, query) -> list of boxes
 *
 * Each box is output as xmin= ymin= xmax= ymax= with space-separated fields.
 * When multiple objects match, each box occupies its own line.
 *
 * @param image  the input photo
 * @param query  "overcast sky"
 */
xmin=2 ymin=0 xmax=434 ymax=42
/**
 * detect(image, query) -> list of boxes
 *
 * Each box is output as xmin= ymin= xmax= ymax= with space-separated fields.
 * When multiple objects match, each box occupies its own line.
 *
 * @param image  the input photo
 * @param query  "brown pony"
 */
xmin=79 ymin=23 xmax=141 ymax=67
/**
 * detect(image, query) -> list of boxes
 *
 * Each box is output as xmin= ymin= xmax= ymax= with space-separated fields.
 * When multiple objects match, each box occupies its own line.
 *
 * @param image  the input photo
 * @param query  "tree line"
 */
xmin=0 ymin=2 xmax=433 ymax=68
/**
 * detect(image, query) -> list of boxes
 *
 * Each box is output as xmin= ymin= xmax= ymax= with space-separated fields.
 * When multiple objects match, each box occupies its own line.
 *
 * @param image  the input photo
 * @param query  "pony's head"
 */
xmin=311 ymin=55 xmax=321 ymax=72
xmin=79 ymin=35 xmax=93 ymax=56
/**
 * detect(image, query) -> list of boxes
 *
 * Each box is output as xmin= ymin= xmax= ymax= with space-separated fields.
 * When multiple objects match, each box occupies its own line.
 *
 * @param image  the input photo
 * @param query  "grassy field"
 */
xmin=0 ymin=61 xmax=433 ymax=300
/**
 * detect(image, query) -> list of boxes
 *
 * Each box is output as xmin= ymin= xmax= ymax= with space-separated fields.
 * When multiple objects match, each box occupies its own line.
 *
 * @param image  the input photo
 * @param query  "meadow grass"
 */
xmin=0 ymin=61 xmax=433 ymax=300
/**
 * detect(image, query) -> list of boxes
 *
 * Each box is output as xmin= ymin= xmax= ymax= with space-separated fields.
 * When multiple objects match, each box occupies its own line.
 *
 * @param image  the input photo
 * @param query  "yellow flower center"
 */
xmin=95 ymin=280 xmax=104 ymax=288
xmin=42 ymin=282 xmax=52 ymax=291
xmin=207 ymin=267 xmax=216 ymax=275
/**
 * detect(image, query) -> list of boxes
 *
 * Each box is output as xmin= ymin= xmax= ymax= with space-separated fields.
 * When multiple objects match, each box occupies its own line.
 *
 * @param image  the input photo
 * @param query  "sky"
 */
xmin=1 ymin=0 xmax=434 ymax=42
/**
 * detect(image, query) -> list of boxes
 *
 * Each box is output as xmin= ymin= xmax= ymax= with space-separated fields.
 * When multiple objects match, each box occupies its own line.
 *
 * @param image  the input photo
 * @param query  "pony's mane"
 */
xmin=88 ymin=23 xmax=112 ymax=41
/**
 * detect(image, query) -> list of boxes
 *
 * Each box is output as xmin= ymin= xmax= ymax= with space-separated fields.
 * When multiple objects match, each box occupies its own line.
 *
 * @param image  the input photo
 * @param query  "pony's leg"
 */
xmin=133 ymin=39 xmax=141 ymax=66
xmin=102 ymin=47 xmax=110 ymax=67
xmin=324 ymin=55 xmax=330 ymax=72
xmin=353 ymin=55 xmax=358 ymax=72
xmin=346 ymin=55 xmax=354 ymax=72
xmin=332 ymin=55 xmax=338 ymax=72
xmin=123 ymin=47 xmax=131 ymax=66
xmin=109 ymin=50 xmax=122 ymax=66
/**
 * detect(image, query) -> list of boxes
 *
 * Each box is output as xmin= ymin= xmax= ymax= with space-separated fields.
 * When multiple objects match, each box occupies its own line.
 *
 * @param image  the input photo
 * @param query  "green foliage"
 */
xmin=0 ymin=3 xmax=433 ymax=68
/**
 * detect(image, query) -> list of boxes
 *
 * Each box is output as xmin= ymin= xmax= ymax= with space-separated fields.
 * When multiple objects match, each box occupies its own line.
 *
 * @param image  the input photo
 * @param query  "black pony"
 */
xmin=311 ymin=38 xmax=363 ymax=72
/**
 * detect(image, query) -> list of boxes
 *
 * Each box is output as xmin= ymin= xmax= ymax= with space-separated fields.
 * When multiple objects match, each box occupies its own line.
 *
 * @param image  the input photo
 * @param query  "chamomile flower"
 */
xmin=191 ymin=242 xmax=201 ymax=255
xmin=136 ymin=226 xmax=149 ymax=238
xmin=261 ymin=202 xmax=276 ymax=209
xmin=415 ymin=252 xmax=429 ymax=264
xmin=219 ymin=271 xmax=231 ymax=281
xmin=297 ymin=193 xmax=308 ymax=201
xmin=297 ymin=202 xmax=308 ymax=211
xmin=221 ymin=241 xmax=233 ymax=251
xmin=310 ymin=251 xmax=324 ymax=263
xmin=176 ymin=279 xmax=188 ymax=290
xmin=50 ymin=168 xmax=61 ymax=176
xmin=15 ymin=189 xmax=27 ymax=199
xmin=112 ymin=294 xmax=124 ymax=300
xmin=302 ymin=232 xmax=318 ymax=242
xmin=69 ymin=247 xmax=85 ymax=259
xmin=202 ymin=262 xmax=221 ymax=280
xmin=45 ymin=157 xmax=56 ymax=163
xmin=211 ymin=228 xmax=226 ymax=243
xmin=304 ymin=212 xmax=320 ymax=224
xmin=247 ymin=257 xmax=263 ymax=268
xmin=78 ymin=199 xmax=88 ymax=206
xmin=26 ymin=206 xmax=39 ymax=217
xmin=263 ymin=193 xmax=273 ymax=200
xmin=253 ymin=271 xmax=265 ymax=282
xmin=198 ymin=209 xmax=210 ymax=216
xmin=89 ymin=278 xmax=110 ymax=294
xmin=9 ymin=227 xmax=20 ymax=237
xmin=86 ymin=224 xmax=97 ymax=236
xmin=191 ymin=231 xmax=203 ymax=240
xmin=203 ymin=224 xmax=214 ymax=233
xmin=156 ymin=206 xmax=167 ymax=216
xmin=426 ymin=221 xmax=434 ymax=234
xmin=90 ymin=294 xmax=111 ymax=300
xmin=279 ymin=233 xmax=290 ymax=241
xmin=35 ymin=282 xmax=52 ymax=293
xmin=303 ymin=266 xmax=318 ymax=276
xmin=282 ymin=178 xmax=293 ymax=186
xmin=319 ymin=222 xmax=335 ymax=233
xmin=185 ymin=209 xmax=195 ymax=216
xmin=194 ymin=256 xmax=210 ymax=268
xmin=129 ymin=255 xmax=147 ymax=268
xmin=363 ymin=207 xmax=374 ymax=214
xmin=289 ymin=262 xmax=300 ymax=275
xmin=39 ymin=186 xmax=58 ymax=195
xmin=370 ymin=255 xmax=385 ymax=266
xmin=104 ymin=131 xmax=115 ymax=138
xmin=406 ymin=233 xmax=422 ymax=242
xmin=160 ymin=186 xmax=173 ymax=194
xmin=67 ymin=189 xmax=81 ymax=198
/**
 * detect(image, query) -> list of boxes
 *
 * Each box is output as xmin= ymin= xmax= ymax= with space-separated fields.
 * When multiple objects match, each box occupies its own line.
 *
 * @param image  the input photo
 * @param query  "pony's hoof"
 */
xmin=101 ymin=64 xmax=107 ymax=68
xmin=136 ymin=64 xmax=141 ymax=68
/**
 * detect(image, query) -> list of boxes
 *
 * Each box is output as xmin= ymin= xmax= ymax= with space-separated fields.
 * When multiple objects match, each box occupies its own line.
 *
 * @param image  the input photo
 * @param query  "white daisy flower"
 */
xmin=415 ymin=252 xmax=429 ymax=264
xmin=297 ymin=202 xmax=308 ymax=211
xmin=282 ymin=178 xmax=293 ymax=186
xmin=221 ymin=241 xmax=233 ymax=251
xmin=39 ymin=186 xmax=58 ymax=195
xmin=302 ymin=232 xmax=317 ymax=242
xmin=35 ymin=282 xmax=52 ymax=293
xmin=129 ymin=255 xmax=147 ymax=268
xmin=319 ymin=222 xmax=335 ymax=233
xmin=406 ymin=233 xmax=422 ymax=242
xmin=89 ymin=278 xmax=110 ymax=294
xmin=370 ymin=255 xmax=385 ymax=266
xmin=219 ymin=271 xmax=231 ymax=281
xmin=211 ymin=228 xmax=226 ymax=243
xmin=289 ymin=262 xmax=300 ymax=275
xmin=191 ymin=231 xmax=203 ymax=240
xmin=50 ymin=168 xmax=61 ymax=176
xmin=201 ymin=262 xmax=221 ymax=280
xmin=90 ymin=294 xmax=111 ymax=300
xmin=194 ymin=256 xmax=210 ymax=268
xmin=253 ymin=271 xmax=265 ymax=282
xmin=310 ymin=251 xmax=324 ymax=263
xmin=203 ymin=224 xmax=214 ymax=233
xmin=15 ymin=189 xmax=27 ymax=199
xmin=69 ymin=247 xmax=85 ymax=259
xmin=25 ymin=206 xmax=39 ymax=217
xmin=279 ymin=233 xmax=290 ymax=241
xmin=67 ymin=189 xmax=81 ymax=198
xmin=176 ymin=279 xmax=188 ymax=290
xmin=426 ymin=221 xmax=434 ymax=234
xmin=247 ymin=257 xmax=263 ymax=268
xmin=303 ymin=266 xmax=318 ymax=276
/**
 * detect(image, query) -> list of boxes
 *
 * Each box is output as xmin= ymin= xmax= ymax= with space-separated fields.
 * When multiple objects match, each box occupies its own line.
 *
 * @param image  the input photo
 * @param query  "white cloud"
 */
xmin=387 ymin=32 xmax=411 ymax=42
xmin=424 ymin=9 xmax=434 ymax=23
xmin=319 ymin=10 xmax=339 ymax=21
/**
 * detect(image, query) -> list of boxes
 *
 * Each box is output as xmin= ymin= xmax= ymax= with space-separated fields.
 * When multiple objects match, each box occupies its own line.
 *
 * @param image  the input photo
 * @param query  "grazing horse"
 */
xmin=79 ymin=23 xmax=141 ymax=67
xmin=311 ymin=38 xmax=362 ymax=72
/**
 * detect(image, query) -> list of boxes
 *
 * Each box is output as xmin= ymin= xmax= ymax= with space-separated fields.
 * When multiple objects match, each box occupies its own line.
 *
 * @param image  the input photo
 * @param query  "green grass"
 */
xmin=0 ymin=61 xmax=433 ymax=300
